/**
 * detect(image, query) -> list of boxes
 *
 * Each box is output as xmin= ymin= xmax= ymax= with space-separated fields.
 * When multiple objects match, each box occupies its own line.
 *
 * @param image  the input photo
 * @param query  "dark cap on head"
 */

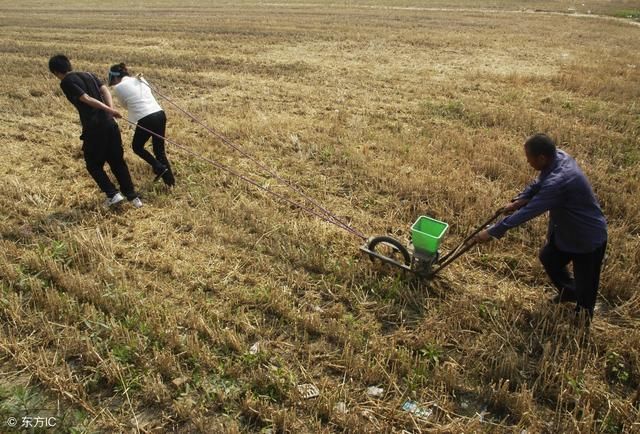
xmin=108 ymin=63 xmax=129 ymax=85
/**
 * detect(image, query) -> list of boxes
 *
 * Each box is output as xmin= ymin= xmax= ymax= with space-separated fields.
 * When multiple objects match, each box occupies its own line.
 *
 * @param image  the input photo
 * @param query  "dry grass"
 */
xmin=1 ymin=0 xmax=640 ymax=432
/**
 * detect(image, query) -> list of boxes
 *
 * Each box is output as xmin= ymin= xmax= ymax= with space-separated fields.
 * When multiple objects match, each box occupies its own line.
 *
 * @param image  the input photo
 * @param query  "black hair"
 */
xmin=108 ymin=63 xmax=130 ymax=86
xmin=49 ymin=54 xmax=72 ymax=74
xmin=525 ymin=133 xmax=557 ymax=158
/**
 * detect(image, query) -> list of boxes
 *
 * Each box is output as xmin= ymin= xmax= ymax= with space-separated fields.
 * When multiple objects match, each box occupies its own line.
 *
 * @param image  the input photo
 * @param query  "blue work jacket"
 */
xmin=488 ymin=150 xmax=607 ymax=253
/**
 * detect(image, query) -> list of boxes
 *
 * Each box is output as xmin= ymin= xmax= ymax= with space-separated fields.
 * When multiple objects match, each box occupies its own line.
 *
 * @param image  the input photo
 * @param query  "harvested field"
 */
xmin=1 ymin=1 xmax=639 ymax=432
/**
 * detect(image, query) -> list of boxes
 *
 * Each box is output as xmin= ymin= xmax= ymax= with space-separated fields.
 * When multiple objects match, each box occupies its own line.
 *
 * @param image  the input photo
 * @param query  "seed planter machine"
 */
xmin=360 ymin=209 xmax=503 ymax=278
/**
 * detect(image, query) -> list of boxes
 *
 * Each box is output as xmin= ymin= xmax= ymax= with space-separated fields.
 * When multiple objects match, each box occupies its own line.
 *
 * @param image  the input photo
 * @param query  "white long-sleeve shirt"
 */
xmin=113 ymin=76 xmax=162 ymax=124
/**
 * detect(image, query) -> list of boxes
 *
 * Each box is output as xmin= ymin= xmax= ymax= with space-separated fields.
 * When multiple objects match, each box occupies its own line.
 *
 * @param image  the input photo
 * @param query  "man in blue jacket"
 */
xmin=476 ymin=134 xmax=608 ymax=321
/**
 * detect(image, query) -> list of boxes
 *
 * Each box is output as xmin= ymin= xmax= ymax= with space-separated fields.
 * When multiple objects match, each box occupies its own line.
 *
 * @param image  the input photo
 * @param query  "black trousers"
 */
xmin=132 ymin=110 xmax=175 ymax=185
xmin=82 ymin=120 xmax=136 ymax=200
xmin=539 ymin=235 xmax=607 ymax=317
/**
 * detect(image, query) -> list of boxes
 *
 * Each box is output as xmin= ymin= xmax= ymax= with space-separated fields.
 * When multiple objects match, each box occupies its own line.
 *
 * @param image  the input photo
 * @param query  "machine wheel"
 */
xmin=366 ymin=236 xmax=411 ymax=266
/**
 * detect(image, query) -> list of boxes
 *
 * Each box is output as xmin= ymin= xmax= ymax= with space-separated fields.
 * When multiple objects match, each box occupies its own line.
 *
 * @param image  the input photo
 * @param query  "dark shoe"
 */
xmin=551 ymin=289 xmax=577 ymax=304
xmin=153 ymin=167 xmax=169 ymax=183
xmin=574 ymin=307 xmax=592 ymax=328
xmin=161 ymin=169 xmax=175 ymax=187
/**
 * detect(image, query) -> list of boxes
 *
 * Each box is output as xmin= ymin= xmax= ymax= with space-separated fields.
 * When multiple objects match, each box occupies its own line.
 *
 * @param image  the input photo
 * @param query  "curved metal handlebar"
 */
xmin=429 ymin=207 xmax=505 ymax=277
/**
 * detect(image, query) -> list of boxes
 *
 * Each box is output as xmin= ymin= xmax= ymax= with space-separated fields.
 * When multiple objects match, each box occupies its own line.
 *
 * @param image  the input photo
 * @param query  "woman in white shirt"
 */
xmin=108 ymin=63 xmax=175 ymax=186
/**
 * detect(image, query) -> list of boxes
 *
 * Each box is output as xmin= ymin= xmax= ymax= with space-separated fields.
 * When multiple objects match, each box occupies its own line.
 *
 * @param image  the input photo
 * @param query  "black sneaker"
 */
xmin=153 ymin=167 xmax=169 ymax=183
xmin=551 ymin=289 xmax=577 ymax=304
xmin=161 ymin=169 xmax=175 ymax=187
xmin=574 ymin=308 xmax=592 ymax=328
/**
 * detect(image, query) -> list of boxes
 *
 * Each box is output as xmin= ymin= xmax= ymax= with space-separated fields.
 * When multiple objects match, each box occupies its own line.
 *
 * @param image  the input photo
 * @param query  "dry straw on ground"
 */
xmin=1 ymin=0 xmax=639 ymax=432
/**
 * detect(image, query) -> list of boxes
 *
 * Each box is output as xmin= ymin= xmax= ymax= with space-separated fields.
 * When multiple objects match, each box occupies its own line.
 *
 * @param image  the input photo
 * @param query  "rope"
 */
xmin=137 ymin=76 xmax=368 ymax=240
xmin=120 ymin=118 xmax=367 ymax=239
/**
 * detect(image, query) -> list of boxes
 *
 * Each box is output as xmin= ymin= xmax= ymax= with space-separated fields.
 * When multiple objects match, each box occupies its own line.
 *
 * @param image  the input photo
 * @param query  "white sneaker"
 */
xmin=130 ymin=197 xmax=143 ymax=208
xmin=104 ymin=192 xmax=125 ymax=208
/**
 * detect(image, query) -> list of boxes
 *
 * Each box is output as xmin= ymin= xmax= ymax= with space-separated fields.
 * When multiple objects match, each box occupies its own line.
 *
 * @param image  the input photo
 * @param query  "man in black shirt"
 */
xmin=48 ymin=54 xmax=142 ymax=208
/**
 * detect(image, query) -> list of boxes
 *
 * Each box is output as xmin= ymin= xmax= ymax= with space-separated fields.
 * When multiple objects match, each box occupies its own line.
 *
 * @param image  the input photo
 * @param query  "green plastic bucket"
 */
xmin=411 ymin=216 xmax=449 ymax=254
